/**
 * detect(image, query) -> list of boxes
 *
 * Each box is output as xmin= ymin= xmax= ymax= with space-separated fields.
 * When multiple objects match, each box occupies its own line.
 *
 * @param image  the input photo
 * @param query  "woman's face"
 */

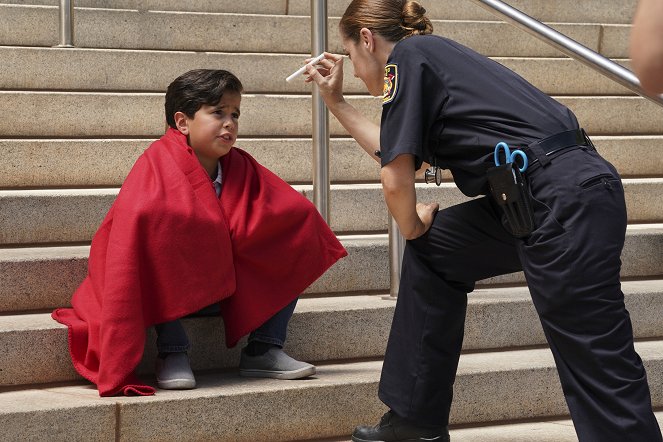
xmin=342 ymin=33 xmax=385 ymax=97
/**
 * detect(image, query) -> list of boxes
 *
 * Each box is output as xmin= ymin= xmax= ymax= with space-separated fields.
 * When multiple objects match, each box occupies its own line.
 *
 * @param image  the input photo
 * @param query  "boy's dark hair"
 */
xmin=165 ymin=69 xmax=244 ymax=128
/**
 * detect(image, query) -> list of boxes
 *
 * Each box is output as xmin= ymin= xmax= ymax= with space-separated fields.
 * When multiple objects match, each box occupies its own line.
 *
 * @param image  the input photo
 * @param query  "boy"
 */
xmin=52 ymin=69 xmax=347 ymax=396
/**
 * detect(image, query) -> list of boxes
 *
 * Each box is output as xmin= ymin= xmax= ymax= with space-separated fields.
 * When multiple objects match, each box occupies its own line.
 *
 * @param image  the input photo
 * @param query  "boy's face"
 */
xmin=174 ymin=91 xmax=241 ymax=175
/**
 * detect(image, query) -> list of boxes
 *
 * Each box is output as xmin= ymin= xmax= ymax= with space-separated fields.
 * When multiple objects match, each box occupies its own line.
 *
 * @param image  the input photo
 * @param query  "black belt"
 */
xmin=524 ymin=129 xmax=591 ymax=170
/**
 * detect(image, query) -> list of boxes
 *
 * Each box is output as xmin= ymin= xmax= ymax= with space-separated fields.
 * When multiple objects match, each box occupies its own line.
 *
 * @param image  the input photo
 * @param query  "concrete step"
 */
xmin=449 ymin=411 xmax=663 ymax=442
xmin=2 ymin=281 xmax=663 ymax=387
xmin=2 ymin=226 xmax=663 ymax=313
xmin=314 ymin=179 xmax=663 ymax=231
xmin=0 ymin=0 xmax=289 ymax=14
xmin=1 ymin=92 xmax=661 ymax=138
xmin=0 ymin=46 xmax=635 ymax=96
xmin=328 ymin=411 xmax=663 ymax=442
xmin=4 ymin=0 xmax=637 ymax=23
xmin=2 ymin=136 xmax=661 ymax=189
xmin=0 ymin=137 xmax=379 ymax=188
xmin=1 ymin=179 xmax=662 ymax=245
xmin=1 ymin=294 xmax=393 ymax=386
xmin=1 ymin=340 xmax=661 ymax=441
xmin=288 ymin=0 xmax=637 ymax=24
xmin=0 ymin=5 xmax=631 ymax=57
xmin=0 ymin=236 xmax=391 ymax=313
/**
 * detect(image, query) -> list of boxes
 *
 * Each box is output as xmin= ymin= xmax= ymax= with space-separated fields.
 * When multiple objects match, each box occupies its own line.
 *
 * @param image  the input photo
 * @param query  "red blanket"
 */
xmin=52 ymin=128 xmax=347 ymax=396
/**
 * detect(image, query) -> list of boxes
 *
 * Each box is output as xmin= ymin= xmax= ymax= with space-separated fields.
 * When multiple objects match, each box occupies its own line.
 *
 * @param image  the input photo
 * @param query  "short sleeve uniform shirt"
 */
xmin=379 ymin=35 xmax=579 ymax=196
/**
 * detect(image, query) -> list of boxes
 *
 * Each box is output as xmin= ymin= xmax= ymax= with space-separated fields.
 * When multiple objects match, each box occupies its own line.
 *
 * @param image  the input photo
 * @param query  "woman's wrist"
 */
xmin=325 ymin=95 xmax=348 ymax=113
xmin=400 ymin=218 xmax=425 ymax=240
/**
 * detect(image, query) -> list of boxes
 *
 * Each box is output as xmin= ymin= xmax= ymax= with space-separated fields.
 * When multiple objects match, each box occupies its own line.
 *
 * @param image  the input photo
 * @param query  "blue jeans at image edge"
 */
xmin=154 ymin=298 xmax=298 ymax=353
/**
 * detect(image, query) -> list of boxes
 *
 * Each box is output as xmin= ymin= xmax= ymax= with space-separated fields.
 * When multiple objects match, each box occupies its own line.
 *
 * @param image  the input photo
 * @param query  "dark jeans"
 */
xmin=154 ymin=298 xmax=298 ymax=353
xmin=378 ymin=147 xmax=662 ymax=441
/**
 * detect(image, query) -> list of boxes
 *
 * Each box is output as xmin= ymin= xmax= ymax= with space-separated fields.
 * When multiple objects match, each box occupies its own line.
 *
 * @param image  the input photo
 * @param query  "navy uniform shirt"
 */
xmin=380 ymin=34 xmax=579 ymax=197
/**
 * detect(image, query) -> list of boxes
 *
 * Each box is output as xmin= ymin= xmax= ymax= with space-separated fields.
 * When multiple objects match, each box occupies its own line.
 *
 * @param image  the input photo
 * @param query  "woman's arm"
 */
xmin=305 ymin=54 xmax=437 ymax=236
xmin=325 ymin=99 xmax=382 ymax=162
xmin=630 ymin=0 xmax=663 ymax=94
xmin=381 ymin=154 xmax=439 ymax=240
xmin=305 ymin=54 xmax=381 ymax=163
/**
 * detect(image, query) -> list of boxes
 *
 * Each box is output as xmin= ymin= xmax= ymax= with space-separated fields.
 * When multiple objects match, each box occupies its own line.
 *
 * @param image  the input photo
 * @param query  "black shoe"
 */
xmin=351 ymin=411 xmax=450 ymax=442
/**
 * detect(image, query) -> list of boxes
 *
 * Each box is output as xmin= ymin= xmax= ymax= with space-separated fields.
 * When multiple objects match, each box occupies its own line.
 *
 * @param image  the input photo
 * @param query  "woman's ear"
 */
xmin=173 ymin=111 xmax=190 ymax=135
xmin=359 ymin=27 xmax=375 ymax=51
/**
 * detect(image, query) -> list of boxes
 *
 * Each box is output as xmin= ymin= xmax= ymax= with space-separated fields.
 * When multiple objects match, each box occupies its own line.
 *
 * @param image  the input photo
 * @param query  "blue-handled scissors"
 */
xmin=493 ymin=142 xmax=528 ymax=173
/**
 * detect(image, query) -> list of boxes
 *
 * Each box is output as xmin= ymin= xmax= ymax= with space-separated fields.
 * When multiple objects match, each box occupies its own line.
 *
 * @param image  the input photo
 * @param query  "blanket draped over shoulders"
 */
xmin=52 ymin=128 xmax=347 ymax=396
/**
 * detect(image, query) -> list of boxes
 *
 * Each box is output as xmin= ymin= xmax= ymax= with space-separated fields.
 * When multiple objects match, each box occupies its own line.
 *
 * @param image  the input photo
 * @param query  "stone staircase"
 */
xmin=1 ymin=0 xmax=663 ymax=440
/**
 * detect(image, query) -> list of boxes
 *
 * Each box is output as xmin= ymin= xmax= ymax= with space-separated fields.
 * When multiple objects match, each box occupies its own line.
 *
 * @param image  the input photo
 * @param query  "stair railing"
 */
xmin=311 ymin=0 xmax=331 ymax=223
xmin=387 ymin=216 xmax=405 ymax=298
xmin=309 ymin=1 xmax=406 ymax=298
xmin=57 ymin=0 xmax=74 ymax=47
xmin=468 ymin=0 xmax=663 ymax=107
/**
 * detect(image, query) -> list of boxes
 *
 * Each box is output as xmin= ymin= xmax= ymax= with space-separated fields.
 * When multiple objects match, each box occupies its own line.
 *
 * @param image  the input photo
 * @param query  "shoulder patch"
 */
xmin=383 ymin=64 xmax=398 ymax=104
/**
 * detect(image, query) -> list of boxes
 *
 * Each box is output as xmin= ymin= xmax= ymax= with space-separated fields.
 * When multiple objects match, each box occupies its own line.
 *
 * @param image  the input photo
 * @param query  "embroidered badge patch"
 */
xmin=383 ymin=64 xmax=398 ymax=104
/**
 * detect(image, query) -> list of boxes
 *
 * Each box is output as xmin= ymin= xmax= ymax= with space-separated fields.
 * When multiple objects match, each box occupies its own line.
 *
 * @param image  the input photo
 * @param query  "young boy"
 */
xmin=52 ymin=69 xmax=347 ymax=396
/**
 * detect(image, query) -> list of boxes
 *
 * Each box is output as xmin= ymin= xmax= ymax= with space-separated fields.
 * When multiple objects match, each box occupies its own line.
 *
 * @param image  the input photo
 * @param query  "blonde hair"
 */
xmin=340 ymin=0 xmax=433 ymax=43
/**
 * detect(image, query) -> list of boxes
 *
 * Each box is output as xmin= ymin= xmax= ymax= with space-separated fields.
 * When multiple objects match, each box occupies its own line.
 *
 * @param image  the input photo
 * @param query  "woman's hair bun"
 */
xmin=401 ymin=1 xmax=433 ymax=36
xmin=340 ymin=0 xmax=433 ymax=42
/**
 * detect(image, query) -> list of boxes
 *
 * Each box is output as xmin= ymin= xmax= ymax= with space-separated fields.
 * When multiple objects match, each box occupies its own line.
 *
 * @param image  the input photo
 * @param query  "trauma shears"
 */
xmin=493 ymin=142 xmax=528 ymax=173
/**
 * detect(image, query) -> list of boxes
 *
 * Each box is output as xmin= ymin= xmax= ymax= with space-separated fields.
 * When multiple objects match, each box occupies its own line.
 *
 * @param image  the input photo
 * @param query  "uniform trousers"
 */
xmin=378 ymin=146 xmax=662 ymax=441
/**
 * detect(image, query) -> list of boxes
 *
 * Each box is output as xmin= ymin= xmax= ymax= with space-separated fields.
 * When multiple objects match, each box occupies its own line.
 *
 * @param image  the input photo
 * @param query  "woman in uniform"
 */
xmin=304 ymin=1 xmax=662 ymax=441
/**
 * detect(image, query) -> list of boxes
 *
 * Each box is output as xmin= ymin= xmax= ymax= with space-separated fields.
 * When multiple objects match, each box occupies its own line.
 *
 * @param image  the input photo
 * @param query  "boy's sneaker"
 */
xmin=351 ymin=410 xmax=450 ymax=442
xmin=239 ymin=347 xmax=316 ymax=379
xmin=155 ymin=352 xmax=196 ymax=390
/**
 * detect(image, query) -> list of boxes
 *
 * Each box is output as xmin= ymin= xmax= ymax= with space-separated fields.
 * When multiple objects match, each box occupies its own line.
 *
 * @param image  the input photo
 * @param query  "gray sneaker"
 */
xmin=155 ymin=352 xmax=196 ymax=390
xmin=239 ymin=347 xmax=316 ymax=380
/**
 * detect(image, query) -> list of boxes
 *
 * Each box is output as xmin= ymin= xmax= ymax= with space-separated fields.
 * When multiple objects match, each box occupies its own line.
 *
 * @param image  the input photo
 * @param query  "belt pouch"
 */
xmin=486 ymin=162 xmax=534 ymax=238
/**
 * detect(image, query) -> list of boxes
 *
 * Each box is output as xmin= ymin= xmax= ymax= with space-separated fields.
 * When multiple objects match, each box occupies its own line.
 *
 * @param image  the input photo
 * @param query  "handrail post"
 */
xmin=309 ymin=0 xmax=402 ymax=296
xmin=386 ymin=215 xmax=405 ymax=299
xmin=57 ymin=0 xmax=74 ymax=47
xmin=311 ymin=0 xmax=330 ymax=222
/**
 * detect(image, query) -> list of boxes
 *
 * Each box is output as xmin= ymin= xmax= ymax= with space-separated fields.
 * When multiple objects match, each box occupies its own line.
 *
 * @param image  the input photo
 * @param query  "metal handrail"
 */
xmin=468 ymin=0 xmax=663 ymax=107
xmin=387 ymin=216 xmax=405 ymax=298
xmin=309 ymin=1 xmax=402 ymax=296
xmin=57 ymin=0 xmax=74 ymax=47
xmin=311 ymin=0 xmax=331 ymax=223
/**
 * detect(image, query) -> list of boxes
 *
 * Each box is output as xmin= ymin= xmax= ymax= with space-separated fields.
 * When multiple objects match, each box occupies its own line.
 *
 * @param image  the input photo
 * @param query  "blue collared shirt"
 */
xmin=212 ymin=161 xmax=222 ymax=197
